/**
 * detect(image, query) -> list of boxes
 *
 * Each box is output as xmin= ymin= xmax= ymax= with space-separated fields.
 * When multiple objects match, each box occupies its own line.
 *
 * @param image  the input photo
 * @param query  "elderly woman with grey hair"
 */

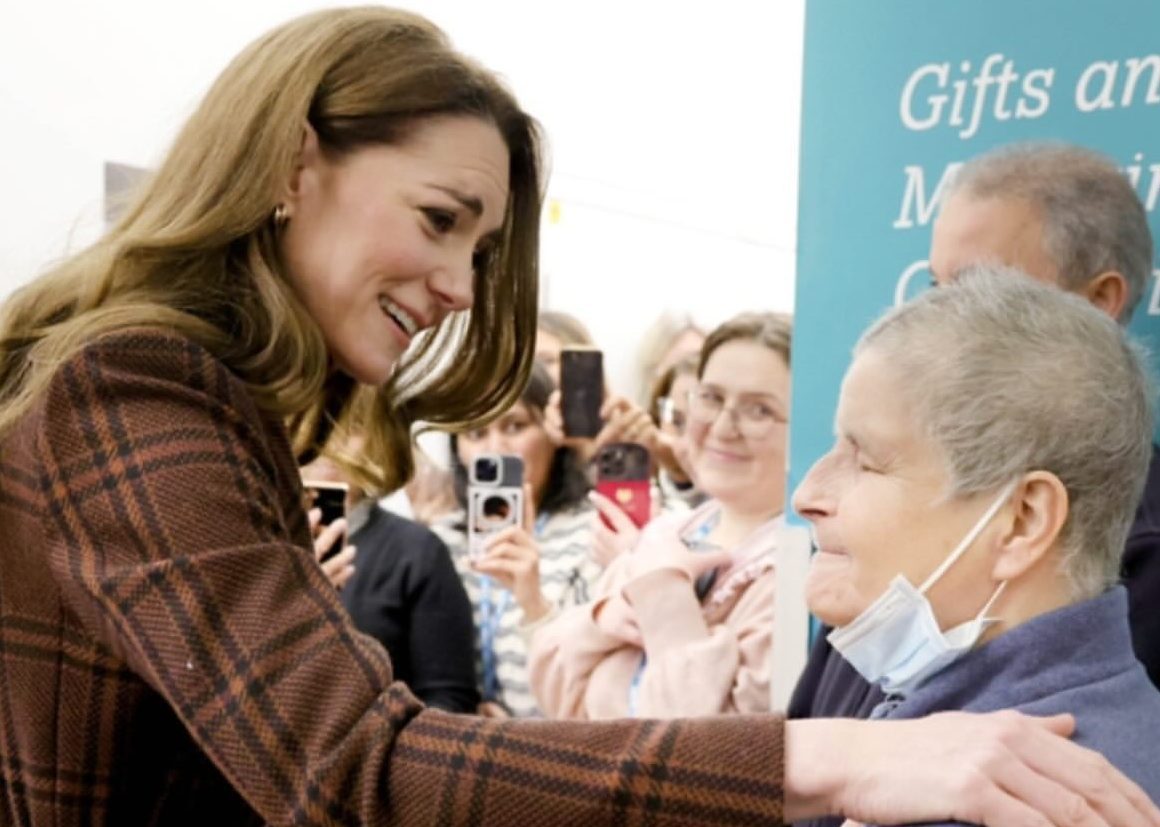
xmin=793 ymin=267 xmax=1160 ymax=824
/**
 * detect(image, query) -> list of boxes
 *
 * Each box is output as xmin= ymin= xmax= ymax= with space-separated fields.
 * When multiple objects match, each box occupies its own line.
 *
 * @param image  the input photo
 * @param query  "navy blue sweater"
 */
xmin=873 ymin=587 xmax=1160 ymax=824
xmin=340 ymin=505 xmax=479 ymax=713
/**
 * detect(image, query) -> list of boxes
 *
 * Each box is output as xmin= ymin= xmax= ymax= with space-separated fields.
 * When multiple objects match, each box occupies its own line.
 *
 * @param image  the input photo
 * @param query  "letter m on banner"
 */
xmin=893 ymin=162 xmax=963 ymax=228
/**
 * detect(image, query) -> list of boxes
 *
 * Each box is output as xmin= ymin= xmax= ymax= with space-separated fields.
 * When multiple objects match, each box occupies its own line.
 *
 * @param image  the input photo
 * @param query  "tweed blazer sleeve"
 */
xmin=35 ymin=330 xmax=786 ymax=826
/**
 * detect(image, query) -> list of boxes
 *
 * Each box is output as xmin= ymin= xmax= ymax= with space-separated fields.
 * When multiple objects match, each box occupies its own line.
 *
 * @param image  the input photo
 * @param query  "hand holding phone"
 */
xmin=471 ymin=480 xmax=552 ymax=621
xmin=594 ymin=442 xmax=652 ymax=530
xmin=588 ymin=489 xmax=642 ymax=566
xmin=559 ymin=347 xmax=604 ymax=438
xmin=467 ymin=454 xmax=525 ymax=560
xmin=303 ymin=480 xmax=348 ymax=563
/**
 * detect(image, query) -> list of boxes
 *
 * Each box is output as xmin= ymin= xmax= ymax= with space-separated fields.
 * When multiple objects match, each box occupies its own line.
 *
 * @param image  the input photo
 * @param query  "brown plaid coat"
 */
xmin=0 ymin=329 xmax=786 ymax=825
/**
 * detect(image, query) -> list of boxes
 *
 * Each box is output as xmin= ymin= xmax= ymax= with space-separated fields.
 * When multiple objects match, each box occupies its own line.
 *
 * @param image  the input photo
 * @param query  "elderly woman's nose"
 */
xmin=793 ymin=462 xmax=833 ymax=520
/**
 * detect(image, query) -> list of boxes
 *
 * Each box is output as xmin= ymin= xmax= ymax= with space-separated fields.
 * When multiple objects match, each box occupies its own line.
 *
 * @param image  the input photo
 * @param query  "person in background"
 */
xmin=400 ymin=441 xmax=460 ymax=525
xmin=530 ymin=313 xmax=790 ymax=720
xmin=431 ymin=362 xmax=602 ymax=717
xmin=301 ymin=442 xmax=479 ymax=713
xmin=928 ymin=142 xmax=1160 ymax=691
xmin=647 ymin=353 xmax=703 ymax=506
xmin=2 ymin=7 xmax=1157 ymax=824
xmin=536 ymin=308 xmax=659 ymax=468
xmin=790 ymin=142 xmax=1160 ymax=747
xmin=793 ymin=269 xmax=1160 ymax=826
xmin=586 ymin=352 xmax=703 ymax=569
xmin=631 ymin=311 xmax=706 ymax=408
xmin=535 ymin=308 xmax=597 ymax=385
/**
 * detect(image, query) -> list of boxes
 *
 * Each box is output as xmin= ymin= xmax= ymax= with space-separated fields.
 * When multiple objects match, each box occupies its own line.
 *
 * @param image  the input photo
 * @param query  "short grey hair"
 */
xmin=857 ymin=267 xmax=1153 ymax=598
xmin=946 ymin=142 xmax=1153 ymax=323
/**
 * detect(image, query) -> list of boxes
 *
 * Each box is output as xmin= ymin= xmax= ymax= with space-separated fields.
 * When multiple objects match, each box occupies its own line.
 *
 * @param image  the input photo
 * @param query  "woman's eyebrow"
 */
xmin=430 ymin=184 xmax=482 ymax=216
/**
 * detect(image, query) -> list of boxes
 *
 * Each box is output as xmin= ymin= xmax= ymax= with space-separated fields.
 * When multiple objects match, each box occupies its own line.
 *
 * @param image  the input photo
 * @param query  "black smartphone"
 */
xmin=560 ymin=346 xmax=604 ymax=438
xmin=303 ymin=480 xmax=348 ymax=562
xmin=467 ymin=454 xmax=524 ymax=560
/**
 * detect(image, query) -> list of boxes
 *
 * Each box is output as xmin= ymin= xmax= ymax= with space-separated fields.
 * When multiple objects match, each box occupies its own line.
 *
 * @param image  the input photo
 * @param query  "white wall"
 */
xmin=0 ymin=0 xmax=804 ymax=394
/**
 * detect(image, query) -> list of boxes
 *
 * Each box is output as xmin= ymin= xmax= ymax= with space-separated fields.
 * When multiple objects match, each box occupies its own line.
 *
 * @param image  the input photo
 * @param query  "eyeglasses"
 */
xmin=686 ymin=386 xmax=786 ymax=440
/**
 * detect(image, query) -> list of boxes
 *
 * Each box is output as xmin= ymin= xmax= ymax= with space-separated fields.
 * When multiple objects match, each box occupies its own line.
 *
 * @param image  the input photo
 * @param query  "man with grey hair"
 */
xmin=929 ymin=142 xmax=1159 ymax=688
xmin=790 ymin=143 xmax=1160 ymax=827
xmin=931 ymin=142 xmax=1153 ymax=323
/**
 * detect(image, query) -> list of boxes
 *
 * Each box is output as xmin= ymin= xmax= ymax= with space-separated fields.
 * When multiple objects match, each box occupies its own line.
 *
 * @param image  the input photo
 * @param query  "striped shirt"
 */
xmin=433 ymin=502 xmax=602 ymax=717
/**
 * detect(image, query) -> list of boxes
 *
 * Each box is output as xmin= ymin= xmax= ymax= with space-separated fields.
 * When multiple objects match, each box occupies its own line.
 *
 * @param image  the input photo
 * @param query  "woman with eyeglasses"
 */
xmin=529 ymin=312 xmax=790 ymax=719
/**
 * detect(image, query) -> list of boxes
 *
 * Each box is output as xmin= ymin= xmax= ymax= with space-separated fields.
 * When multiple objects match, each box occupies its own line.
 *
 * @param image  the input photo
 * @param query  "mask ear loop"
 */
xmin=976 ymin=578 xmax=1008 ymax=620
xmin=918 ymin=479 xmax=1019 ymax=595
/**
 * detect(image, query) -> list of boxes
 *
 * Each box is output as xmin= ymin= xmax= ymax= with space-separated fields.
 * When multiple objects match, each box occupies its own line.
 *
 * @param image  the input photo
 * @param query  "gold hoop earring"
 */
xmin=273 ymin=203 xmax=289 ymax=227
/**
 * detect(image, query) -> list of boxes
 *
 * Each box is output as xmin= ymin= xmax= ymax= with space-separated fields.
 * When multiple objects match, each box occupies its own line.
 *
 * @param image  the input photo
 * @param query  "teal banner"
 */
xmin=791 ymin=0 xmax=1160 ymax=518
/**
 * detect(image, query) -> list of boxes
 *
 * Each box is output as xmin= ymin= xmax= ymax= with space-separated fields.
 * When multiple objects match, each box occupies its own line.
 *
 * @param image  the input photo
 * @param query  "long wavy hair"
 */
xmin=0 ymin=7 xmax=543 ymax=495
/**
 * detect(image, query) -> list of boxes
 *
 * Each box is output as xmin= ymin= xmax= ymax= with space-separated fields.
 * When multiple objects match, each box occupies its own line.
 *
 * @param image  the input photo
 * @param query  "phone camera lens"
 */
xmin=475 ymin=457 xmax=499 ymax=484
xmin=600 ymin=446 xmax=627 ymax=477
xmin=482 ymin=494 xmax=511 ymax=520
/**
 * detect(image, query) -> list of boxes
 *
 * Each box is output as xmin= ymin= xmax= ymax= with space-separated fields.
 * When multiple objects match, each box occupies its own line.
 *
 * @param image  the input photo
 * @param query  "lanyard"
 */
xmin=683 ymin=509 xmax=720 ymax=547
xmin=627 ymin=654 xmax=648 ymax=717
xmin=478 ymin=511 xmax=552 ymax=702
xmin=686 ymin=510 xmax=723 ymax=599
xmin=478 ymin=576 xmax=510 ymax=702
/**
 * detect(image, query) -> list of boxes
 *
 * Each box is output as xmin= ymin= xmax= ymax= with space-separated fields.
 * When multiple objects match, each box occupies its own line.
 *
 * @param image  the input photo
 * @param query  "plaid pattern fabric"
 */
xmin=0 ymin=329 xmax=785 ymax=826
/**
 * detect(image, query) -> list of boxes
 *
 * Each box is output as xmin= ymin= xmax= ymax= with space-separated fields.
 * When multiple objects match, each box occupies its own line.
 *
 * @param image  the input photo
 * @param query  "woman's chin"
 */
xmin=335 ymin=352 xmax=399 ymax=386
xmin=804 ymin=569 xmax=864 ymax=628
xmin=701 ymin=476 xmax=781 ymax=513
xmin=807 ymin=598 xmax=861 ymax=629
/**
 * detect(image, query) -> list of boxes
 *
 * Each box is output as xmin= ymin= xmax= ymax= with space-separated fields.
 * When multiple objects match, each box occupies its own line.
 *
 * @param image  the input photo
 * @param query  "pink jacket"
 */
xmin=529 ymin=502 xmax=779 ymax=720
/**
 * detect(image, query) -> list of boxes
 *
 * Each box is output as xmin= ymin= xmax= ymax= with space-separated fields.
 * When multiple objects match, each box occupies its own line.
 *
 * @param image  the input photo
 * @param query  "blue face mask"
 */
xmin=826 ymin=480 xmax=1016 ymax=698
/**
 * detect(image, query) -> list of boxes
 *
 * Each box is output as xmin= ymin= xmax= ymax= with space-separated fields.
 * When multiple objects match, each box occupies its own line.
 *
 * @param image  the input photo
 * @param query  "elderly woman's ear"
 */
xmin=1080 ymin=269 xmax=1130 ymax=323
xmin=990 ymin=472 xmax=1070 ymax=582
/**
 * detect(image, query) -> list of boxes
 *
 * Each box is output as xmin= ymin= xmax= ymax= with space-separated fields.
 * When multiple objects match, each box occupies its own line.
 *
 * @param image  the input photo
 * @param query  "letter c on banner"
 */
xmin=895 ymin=259 xmax=932 ymax=306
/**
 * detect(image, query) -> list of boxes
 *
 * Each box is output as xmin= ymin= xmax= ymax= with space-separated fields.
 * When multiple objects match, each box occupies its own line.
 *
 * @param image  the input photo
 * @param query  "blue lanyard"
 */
xmin=478 ymin=512 xmax=551 ymax=702
xmin=627 ymin=654 xmax=648 ymax=717
xmin=479 ymin=576 xmax=510 ymax=702
xmin=683 ymin=510 xmax=720 ymax=547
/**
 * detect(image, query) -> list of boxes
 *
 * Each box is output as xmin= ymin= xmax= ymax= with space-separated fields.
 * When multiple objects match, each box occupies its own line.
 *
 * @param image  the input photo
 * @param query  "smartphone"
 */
xmin=594 ymin=442 xmax=652 ymax=529
xmin=467 ymin=454 xmax=525 ymax=559
xmin=560 ymin=346 xmax=604 ymax=438
xmin=303 ymin=480 xmax=348 ymax=562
